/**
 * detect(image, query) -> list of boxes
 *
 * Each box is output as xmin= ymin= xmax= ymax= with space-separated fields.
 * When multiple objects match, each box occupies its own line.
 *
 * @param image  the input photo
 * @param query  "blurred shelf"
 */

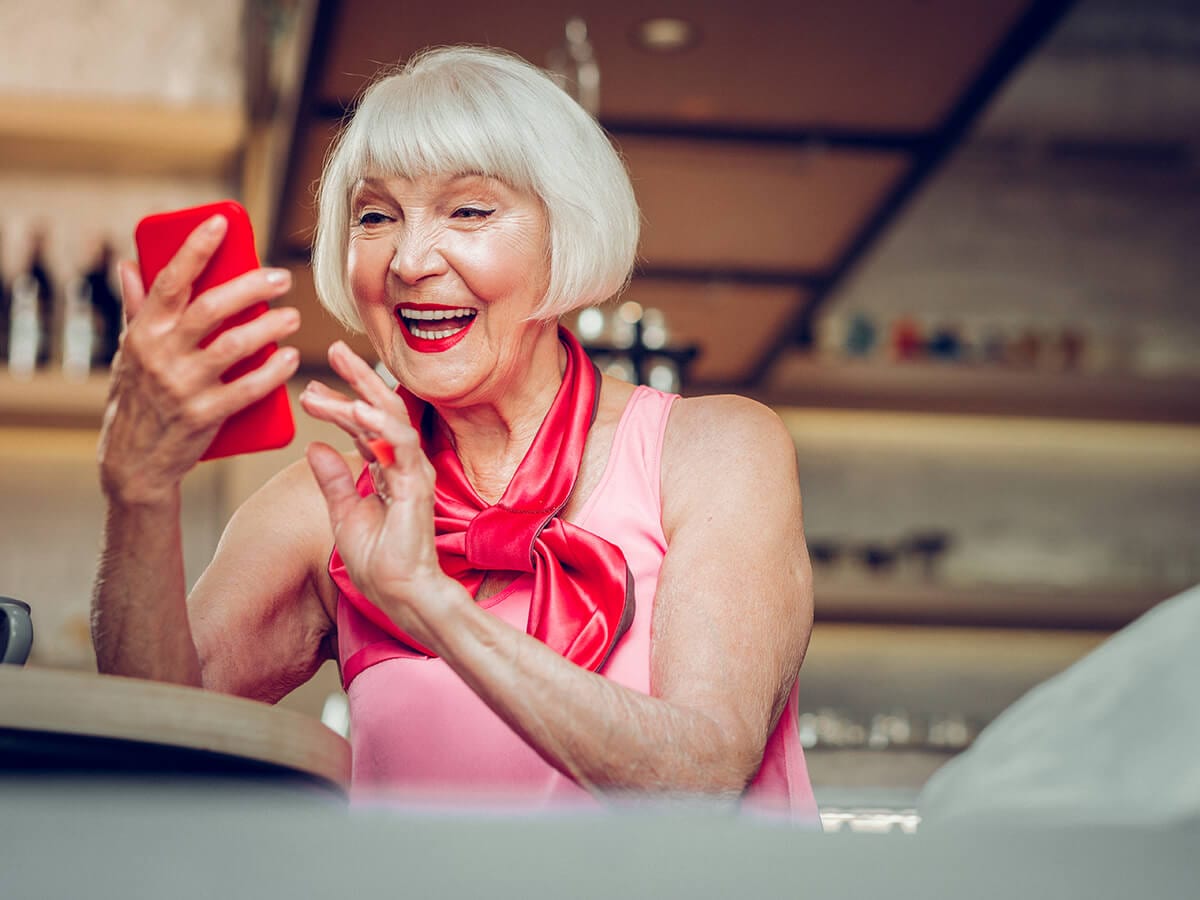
xmin=800 ymin=622 xmax=1108 ymax=725
xmin=0 ymin=93 xmax=244 ymax=178
xmin=815 ymin=579 xmax=1180 ymax=630
xmin=740 ymin=356 xmax=1200 ymax=424
xmin=0 ymin=370 xmax=349 ymax=432
xmin=0 ymin=372 xmax=110 ymax=429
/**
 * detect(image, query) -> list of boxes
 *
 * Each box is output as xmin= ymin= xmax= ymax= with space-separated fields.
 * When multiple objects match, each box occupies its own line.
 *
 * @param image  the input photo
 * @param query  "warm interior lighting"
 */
xmin=632 ymin=17 xmax=698 ymax=52
xmin=575 ymin=307 xmax=604 ymax=341
xmin=618 ymin=300 xmax=644 ymax=324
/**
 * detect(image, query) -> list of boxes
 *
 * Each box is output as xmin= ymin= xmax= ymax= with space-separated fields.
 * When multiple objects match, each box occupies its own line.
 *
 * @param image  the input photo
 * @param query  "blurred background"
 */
xmin=1 ymin=0 xmax=1197 ymax=815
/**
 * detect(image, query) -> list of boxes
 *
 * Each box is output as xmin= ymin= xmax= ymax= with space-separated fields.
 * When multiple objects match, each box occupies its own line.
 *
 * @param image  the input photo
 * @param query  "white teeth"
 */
xmin=397 ymin=307 xmax=476 ymax=341
xmin=410 ymin=323 xmax=468 ymax=340
xmin=400 ymin=307 xmax=477 ymax=321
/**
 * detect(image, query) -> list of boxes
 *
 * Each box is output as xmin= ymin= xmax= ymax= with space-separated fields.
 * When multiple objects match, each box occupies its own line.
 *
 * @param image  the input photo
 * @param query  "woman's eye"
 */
xmin=451 ymin=207 xmax=495 ymax=220
xmin=356 ymin=211 xmax=389 ymax=226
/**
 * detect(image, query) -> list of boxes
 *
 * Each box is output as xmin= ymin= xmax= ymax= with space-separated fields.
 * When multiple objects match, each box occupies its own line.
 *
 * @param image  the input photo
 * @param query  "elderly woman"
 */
xmin=92 ymin=46 xmax=816 ymax=817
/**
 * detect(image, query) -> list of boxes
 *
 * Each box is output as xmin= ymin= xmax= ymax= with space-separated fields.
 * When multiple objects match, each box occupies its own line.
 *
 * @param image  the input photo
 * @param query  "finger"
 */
xmin=300 ymin=381 xmax=369 ymax=438
xmin=353 ymin=401 xmax=430 ymax=486
xmin=301 ymin=387 xmax=384 ymax=464
xmin=327 ymin=341 xmax=414 ymax=425
xmin=145 ymin=214 xmax=229 ymax=319
xmin=299 ymin=379 xmax=352 ymax=405
xmin=306 ymin=441 xmax=375 ymax=530
xmin=178 ymin=268 xmax=292 ymax=345
xmin=197 ymin=346 xmax=301 ymax=424
xmin=117 ymin=259 xmax=147 ymax=325
xmin=199 ymin=306 xmax=301 ymax=376
xmin=354 ymin=406 xmax=436 ymax=538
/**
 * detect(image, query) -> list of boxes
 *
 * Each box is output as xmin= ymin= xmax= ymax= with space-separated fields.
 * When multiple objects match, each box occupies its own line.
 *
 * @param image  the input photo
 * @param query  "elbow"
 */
xmin=679 ymin=711 xmax=769 ymax=799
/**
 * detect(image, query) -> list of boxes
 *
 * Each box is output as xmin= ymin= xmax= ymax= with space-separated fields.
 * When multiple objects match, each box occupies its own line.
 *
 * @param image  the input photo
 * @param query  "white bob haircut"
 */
xmin=313 ymin=45 xmax=640 ymax=329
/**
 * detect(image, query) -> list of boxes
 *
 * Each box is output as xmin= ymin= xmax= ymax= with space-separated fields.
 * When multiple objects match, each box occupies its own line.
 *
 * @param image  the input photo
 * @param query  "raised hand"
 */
xmin=98 ymin=214 xmax=301 ymax=505
xmin=302 ymin=341 xmax=459 ymax=642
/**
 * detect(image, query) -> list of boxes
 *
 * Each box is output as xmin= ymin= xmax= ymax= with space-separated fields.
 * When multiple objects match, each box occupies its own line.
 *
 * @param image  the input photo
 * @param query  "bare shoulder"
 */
xmin=663 ymin=393 xmax=795 ymax=475
xmin=660 ymin=394 xmax=799 ymax=529
xmin=223 ymin=455 xmax=336 ymax=546
xmin=207 ymin=451 xmax=363 ymax=610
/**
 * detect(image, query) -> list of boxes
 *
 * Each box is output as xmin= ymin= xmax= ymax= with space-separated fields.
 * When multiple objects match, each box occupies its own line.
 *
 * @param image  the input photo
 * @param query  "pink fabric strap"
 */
xmin=330 ymin=327 xmax=635 ymax=687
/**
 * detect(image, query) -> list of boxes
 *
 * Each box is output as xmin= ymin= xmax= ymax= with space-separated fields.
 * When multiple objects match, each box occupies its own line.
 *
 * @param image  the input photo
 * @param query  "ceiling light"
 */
xmin=632 ymin=17 xmax=698 ymax=53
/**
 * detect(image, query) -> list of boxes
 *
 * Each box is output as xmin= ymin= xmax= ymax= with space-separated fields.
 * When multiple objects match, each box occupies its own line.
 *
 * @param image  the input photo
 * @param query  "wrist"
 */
xmin=396 ymin=575 xmax=472 ymax=654
xmin=100 ymin=467 xmax=184 ymax=512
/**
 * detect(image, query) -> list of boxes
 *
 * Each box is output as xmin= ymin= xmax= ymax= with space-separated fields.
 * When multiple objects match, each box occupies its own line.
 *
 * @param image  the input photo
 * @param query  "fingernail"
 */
xmin=204 ymin=214 xmax=227 ymax=235
xmin=367 ymin=437 xmax=395 ymax=467
xmin=265 ymin=269 xmax=291 ymax=286
xmin=280 ymin=347 xmax=300 ymax=366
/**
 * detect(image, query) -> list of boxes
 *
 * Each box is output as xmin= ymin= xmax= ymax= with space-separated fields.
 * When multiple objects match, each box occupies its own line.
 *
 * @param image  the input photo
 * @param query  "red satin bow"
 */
xmin=329 ymin=327 xmax=634 ymax=677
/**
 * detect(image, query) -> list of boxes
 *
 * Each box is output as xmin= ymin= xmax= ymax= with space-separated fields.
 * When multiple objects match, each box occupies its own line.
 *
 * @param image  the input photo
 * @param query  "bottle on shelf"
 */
xmin=7 ymin=270 xmax=40 ymax=379
xmin=77 ymin=238 xmax=122 ymax=369
xmin=926 ymin=322 xmax=964 ymax=363
xmin=843 ymin=312 xmax=877 ymax=358
xmin=61 ymin=272 xmax=96 ymax=382
xmin=0 ymin=228 xmax=9 ymax=367
xmin=889 ymin=315 xmax=923 ymax=362
xmin=26 ymin=227 xmax=56 ymax=370
xmin=7 ymin=226 xmax=57 ymax=376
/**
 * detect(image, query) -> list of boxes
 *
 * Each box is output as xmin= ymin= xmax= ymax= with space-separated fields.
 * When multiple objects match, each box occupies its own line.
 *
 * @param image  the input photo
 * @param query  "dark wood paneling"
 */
xmin=622 ymin=137 xmax=910 ymax=271
xmin=317 ymin=0 xmax=1031 ymax=132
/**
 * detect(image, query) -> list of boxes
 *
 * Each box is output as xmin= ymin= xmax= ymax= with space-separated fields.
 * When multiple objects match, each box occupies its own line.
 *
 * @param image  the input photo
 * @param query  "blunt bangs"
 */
xmin=351 ymin=70 xmax=541 ymax=193
xmin=313 ymin=46 xmax=640 ymax=333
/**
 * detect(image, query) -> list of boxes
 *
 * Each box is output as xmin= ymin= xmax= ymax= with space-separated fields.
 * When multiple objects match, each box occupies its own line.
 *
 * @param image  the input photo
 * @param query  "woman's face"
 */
xmin=347 ymin=172 xmax=554 ymax=406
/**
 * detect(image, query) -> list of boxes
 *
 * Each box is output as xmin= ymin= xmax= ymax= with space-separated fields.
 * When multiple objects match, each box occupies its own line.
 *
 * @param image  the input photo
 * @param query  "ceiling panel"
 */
xmin=622 ymin=137 xmax=909 ymax=271
xmin=317 ymin=0 xmax=1031 ymax=131
xmin=606 ymin=278 xmax=807 ymax=383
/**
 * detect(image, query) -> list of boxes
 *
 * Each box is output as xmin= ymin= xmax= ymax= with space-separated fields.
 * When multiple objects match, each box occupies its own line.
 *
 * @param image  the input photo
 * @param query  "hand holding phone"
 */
xmin=134 ymin=200 xmax=295 ymax=460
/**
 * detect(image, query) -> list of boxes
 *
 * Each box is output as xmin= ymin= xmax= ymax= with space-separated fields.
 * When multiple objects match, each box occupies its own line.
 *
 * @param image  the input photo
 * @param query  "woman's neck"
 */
xmin=434 ymin=333 xmax=567 ymax=503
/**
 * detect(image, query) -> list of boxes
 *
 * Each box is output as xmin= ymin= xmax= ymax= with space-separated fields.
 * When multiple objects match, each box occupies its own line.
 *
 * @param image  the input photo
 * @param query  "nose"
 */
xmin=389 ymin=222 xmax=448 ymax=285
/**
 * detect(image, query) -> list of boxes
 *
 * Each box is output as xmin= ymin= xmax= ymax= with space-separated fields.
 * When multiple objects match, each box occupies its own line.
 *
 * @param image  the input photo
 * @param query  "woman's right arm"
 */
xmin=90 ymin=213 xmax=305 ymax=687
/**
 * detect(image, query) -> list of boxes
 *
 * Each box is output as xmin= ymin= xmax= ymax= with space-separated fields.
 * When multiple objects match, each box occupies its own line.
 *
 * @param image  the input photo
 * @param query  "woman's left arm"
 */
xmin=304 ymin=344 xmax=812 ymax=799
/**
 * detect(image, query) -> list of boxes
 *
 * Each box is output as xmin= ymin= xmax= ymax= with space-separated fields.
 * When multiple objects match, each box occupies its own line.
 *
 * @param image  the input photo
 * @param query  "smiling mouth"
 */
xmin=395 ymin=305 xmax=478 ymax=340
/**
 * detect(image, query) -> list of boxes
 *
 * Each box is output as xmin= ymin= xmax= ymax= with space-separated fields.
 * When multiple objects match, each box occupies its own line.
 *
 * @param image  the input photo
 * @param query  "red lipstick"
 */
xmin=395 ymin=303 xmax=476 ymax=353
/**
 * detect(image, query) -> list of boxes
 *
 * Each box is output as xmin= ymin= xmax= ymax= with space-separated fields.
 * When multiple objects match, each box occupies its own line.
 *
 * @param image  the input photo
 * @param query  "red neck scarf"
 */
xmin=329 ymin=327 xmax=634 ymax=681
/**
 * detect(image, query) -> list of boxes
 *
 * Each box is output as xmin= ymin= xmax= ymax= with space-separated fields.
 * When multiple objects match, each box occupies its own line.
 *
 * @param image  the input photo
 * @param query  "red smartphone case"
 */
xmin=134 ymin=200 xmax=295 ymax=460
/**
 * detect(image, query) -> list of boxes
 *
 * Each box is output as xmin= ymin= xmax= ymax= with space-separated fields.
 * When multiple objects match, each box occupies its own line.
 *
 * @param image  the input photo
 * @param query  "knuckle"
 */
xmin=152 ymin=264 xmax=190 ymax=299
xmin=162 ymin=376 xmax=192 ymax=410
xmin=393 ymin=427 xmax=420 ymax=450
xmin=177 ymin=398 xmax=213 ymax=432
xmin=138 ymin=351 xmax=169 ymax=384
xmin=209 ymin=328 xmax=247 ymax=360
xmin=188 ymin=291 xmax=221 ymax=324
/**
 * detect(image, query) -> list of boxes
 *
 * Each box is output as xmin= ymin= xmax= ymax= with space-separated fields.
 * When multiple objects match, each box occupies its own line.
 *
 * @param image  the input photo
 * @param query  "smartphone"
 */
xmin=134 ymin=200 xmax=295 ymax=460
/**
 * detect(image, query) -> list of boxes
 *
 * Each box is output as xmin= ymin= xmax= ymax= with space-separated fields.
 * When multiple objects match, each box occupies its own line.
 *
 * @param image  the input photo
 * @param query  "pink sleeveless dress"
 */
xmin=335 ymin=385 xmax=818 ymax=821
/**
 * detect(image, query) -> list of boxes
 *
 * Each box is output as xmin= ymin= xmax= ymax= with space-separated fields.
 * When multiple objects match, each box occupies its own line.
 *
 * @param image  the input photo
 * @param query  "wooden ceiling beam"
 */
xmin=311 ymin=96 xmax=934 ymax=153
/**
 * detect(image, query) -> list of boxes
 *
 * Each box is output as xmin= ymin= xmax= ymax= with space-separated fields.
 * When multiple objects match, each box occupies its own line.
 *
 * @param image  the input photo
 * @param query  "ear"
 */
xmin=117 ymin=259 xmax=147 ymax=324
